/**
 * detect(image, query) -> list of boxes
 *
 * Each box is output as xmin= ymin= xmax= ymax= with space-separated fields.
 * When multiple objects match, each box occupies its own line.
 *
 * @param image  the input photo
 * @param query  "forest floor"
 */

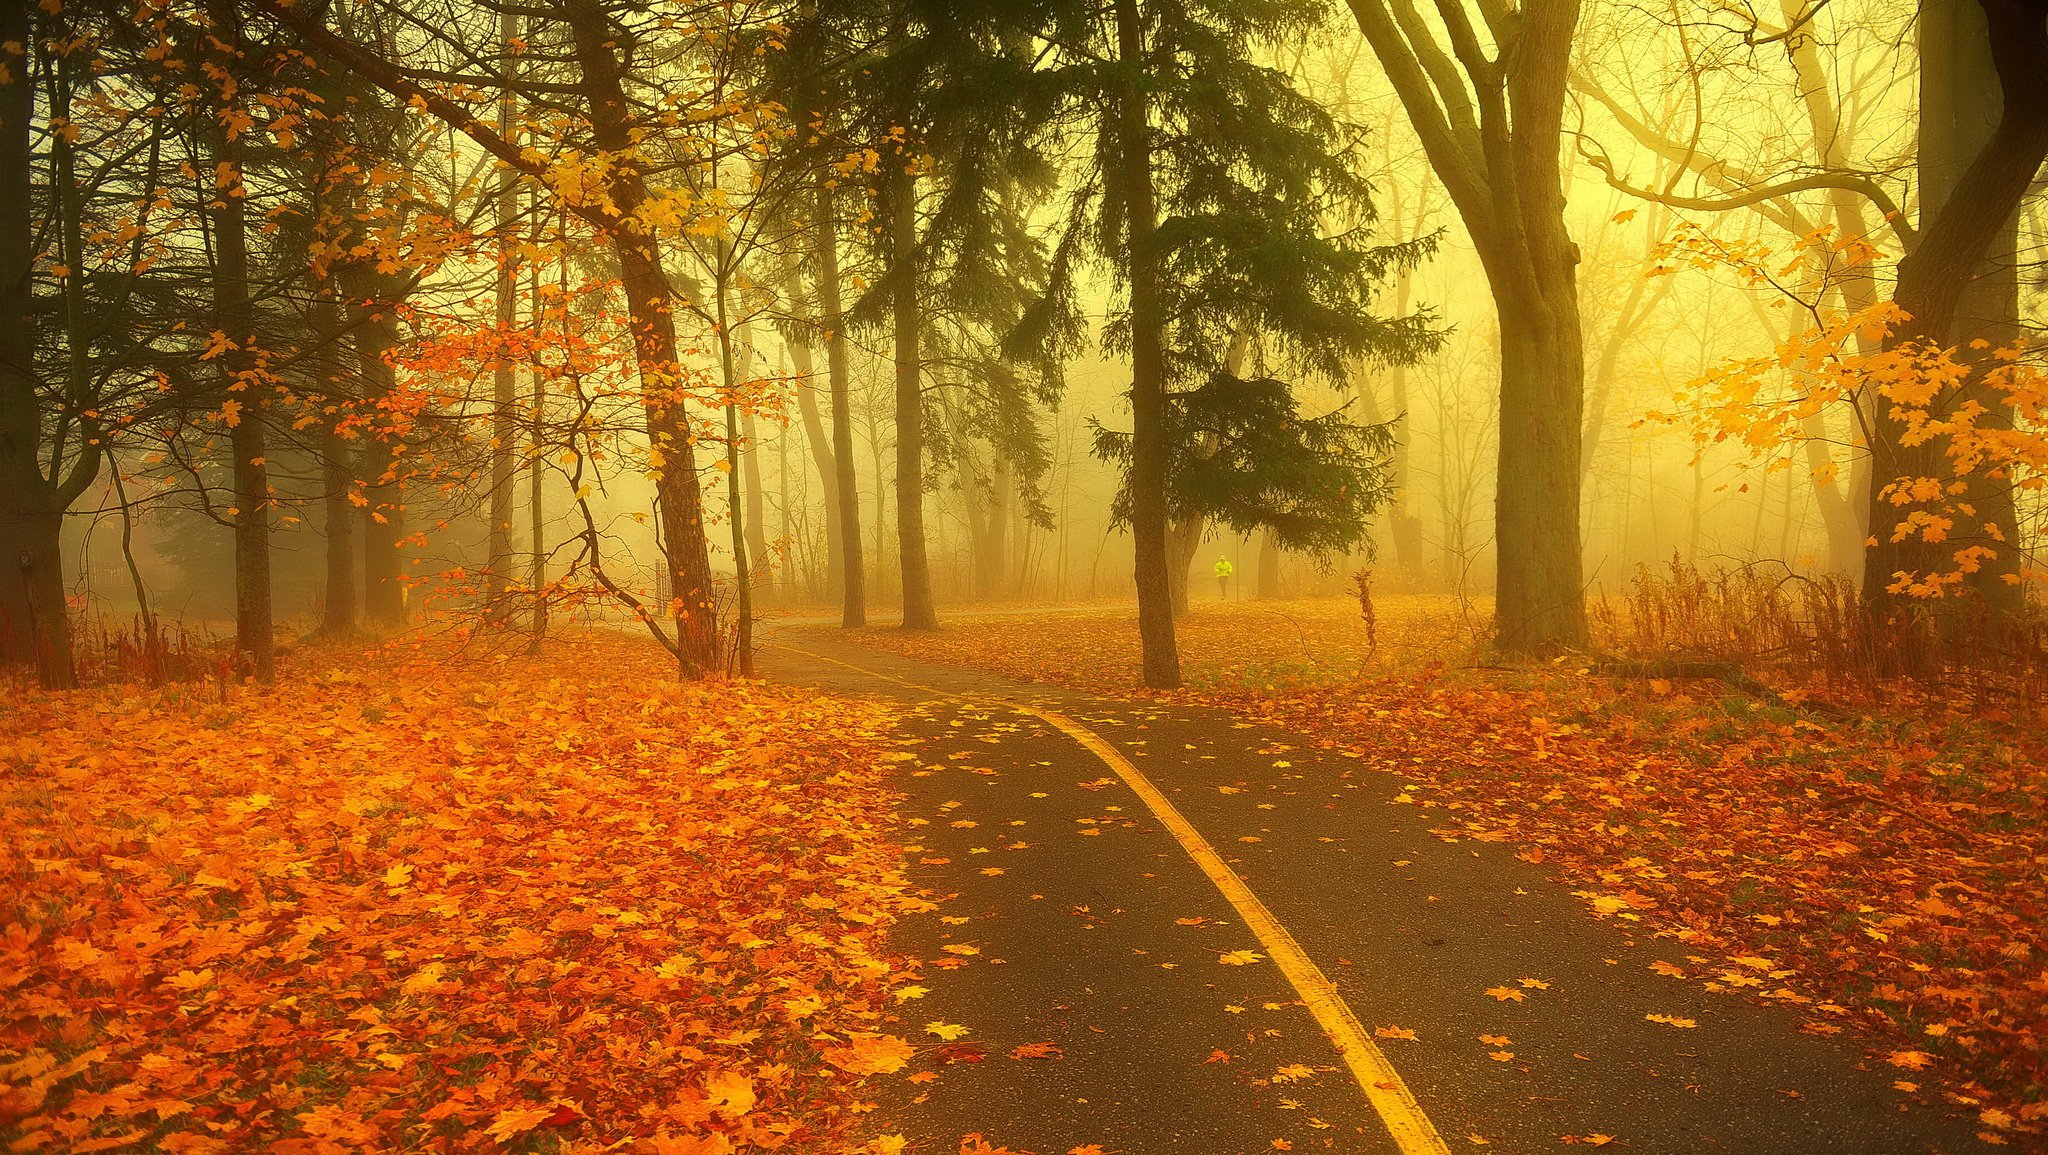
xmin=815 ymin=594 xmax=2048 ymax=1147
xmin=5 ymin=603 xmax=2042 ymax=1152
xmin=0 ymin=634 xmax=930 ymax=1154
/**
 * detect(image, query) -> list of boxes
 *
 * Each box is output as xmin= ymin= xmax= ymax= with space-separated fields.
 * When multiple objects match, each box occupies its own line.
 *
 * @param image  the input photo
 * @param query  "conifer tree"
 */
xmin=1016 ymin=0 xmax=1435 ymax=686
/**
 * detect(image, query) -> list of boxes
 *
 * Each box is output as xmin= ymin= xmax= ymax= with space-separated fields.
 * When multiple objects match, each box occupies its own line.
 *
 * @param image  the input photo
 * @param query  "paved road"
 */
xmin=758 ymin=629 xmax=1992 ymax=1155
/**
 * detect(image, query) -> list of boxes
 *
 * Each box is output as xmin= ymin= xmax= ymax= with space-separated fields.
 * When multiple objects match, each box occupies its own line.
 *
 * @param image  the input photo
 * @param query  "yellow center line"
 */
xmin=766 ymin=640 xmax=1451 ymax=1155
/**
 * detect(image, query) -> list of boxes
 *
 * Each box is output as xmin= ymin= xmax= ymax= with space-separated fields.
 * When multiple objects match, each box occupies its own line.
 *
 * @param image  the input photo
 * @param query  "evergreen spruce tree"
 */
xmin=1013 ymin=0 xmax=1437 ymax=686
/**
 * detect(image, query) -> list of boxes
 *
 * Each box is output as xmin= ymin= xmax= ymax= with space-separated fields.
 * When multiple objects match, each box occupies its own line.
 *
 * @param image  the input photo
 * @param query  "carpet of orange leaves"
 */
xmin=830 ymin=597 xmax=2048 ymax=1139
xmin=1 ymin=634 xmax=925 ymax=1153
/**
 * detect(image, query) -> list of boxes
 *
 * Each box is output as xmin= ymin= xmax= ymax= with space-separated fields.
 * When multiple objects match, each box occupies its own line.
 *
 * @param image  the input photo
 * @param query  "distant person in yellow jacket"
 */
xmin=1214 ymin=556 xmax=1234 ymax=601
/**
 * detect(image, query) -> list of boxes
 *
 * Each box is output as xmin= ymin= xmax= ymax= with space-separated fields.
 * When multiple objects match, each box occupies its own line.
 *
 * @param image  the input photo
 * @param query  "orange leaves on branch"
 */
xmin=1654 ymin=220 xmax=2048 ymax=596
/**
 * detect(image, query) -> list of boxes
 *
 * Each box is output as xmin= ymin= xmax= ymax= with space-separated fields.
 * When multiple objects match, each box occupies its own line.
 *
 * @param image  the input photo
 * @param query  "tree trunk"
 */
xmin=723 ymin=396 xmax=754 ymax=674
xmin=983 ymin=459 xmax=1011 ymax=600
xmin=529 ymin=254 xmax=548 ymax=647
xmin=869 ymin=411 xmax=889 ymax=593
xmin=1781 ymin=0 xmax=1875 ymax=586
xmin=1865 ymin=0 xmax=2048 ymax=613
xmin=1801 ymin=411 xmax=1866 ymax=578
xmin=0 ymin=508 xmax=70 ymax=686
xmin=1256 ymin=529 xmax=1281 ymax=599
xmin=1381 ymin=273 xmax=1424 ymax=586
xmin=1347 ymin=0 xmax=1587 ymax=654
xmin=1916 ymin=0 xmax=2022 ymax=611
xmin=1165 ymin=515 xmax=1203 ymax=617
xmin=889 ymin=166 xmax=938 ymax=629
xmin=0 ymin=12 xmax=78 ymax=687
xmin=208 ymin=0 xmax=273 ymax=681
xmin=742 ymin=408 xmax=771 ymax=598
xmin=780 ymin=249 xmax=843 ymax=596
xmin=486 ymin=8 xmax=520 ymax=603
xmin=348 ymin=284 xmax=407 ymax=626
xmin=321 ymin=418 xmax=358 ymax=635
xmin=1493 ymin=300 xmax=1588 ymax=652
xmin=815 ymin=187 xmax=866 ymax=626
xmin=1355 ymin=352 xmax=1424 ymax=587
xmin=567 ymin=0 xmax=720 ymax=674
xmin=304 ymin=289 xmax=356 ymax=636
xmin=1115 ymin=0 xmax=1180 ymax=687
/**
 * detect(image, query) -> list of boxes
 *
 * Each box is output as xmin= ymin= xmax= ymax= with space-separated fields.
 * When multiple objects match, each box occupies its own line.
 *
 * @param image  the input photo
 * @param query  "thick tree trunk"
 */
xmin=1865 ymin=0 xmax=2048 ymax=613
xmin=0 ymin=13 xmax=77 ymax=687
xmin=1492 ymin=0 xmax=1588 ymax=654
xmin=1115 ymin=0 xmax=1180 ymax=687
xmin=1493 ymin=300 xmax=1588 ymax=652
xmin=889 ymin=166 xmax=938 ymax=630
xmin=208 ymin=0 xmax=273 ymax=680
xmin=1913 ymin=0 xmax=2022 ymax=611
xmin=815 ymin=188 xmax=866 ymax=626
xmin=1347 ymin=0 xmax=1587 ymax=654
xmin=0 ymin=508 xmax=70 ymax=686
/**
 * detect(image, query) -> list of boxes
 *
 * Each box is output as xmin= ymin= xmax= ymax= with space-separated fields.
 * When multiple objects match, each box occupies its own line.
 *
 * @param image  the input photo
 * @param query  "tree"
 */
xmin=1344 ymin=0 xmax=1589 ymax=654
xmin=258 ymin=0 xmax=743 ymax=676
xmin=1093 ymin=373 xmax=1401 ymax=579
xmin=202 ymin=0 xmax=277 ymax=680
xmin=1019 ymin=0 xmax=1431 ymax=684
xmin=1864 ymin=0 xmax=2048 ymax=616
xmin=0 ymin=4 xmax=91 ymax=687
xmin=1571 ymin=0 xmax=1914 ymax=587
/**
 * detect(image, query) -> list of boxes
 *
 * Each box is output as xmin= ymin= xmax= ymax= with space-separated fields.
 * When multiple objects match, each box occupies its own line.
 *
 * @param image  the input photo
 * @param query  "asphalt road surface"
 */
xmin=758 ymin=628 xmax=1993 ymax=1155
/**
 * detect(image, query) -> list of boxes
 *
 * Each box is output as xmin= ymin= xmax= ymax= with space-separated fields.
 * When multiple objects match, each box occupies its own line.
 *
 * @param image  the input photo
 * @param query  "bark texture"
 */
xmin=1115 ymin=0 xmax=1181 ymax=687
xmin=815 ymin=189 xmax=867 ymax=626
xmin=1347 ymin=0 xmax=1589 ymax=653
xmin=889 ymin=166 xmax=938 ymax=629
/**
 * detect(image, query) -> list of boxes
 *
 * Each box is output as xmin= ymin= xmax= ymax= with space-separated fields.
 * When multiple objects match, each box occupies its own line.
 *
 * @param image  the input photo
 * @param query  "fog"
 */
xmin=4 ymin=0 xmax=2032 ymax=686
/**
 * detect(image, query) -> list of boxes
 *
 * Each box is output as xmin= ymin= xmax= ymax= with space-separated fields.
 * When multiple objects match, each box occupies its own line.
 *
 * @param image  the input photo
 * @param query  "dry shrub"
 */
xmin=1592 ymin=554 xmax=2048 ymax=701
xmin=51 ymin=616 xmax=236 ymax=689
